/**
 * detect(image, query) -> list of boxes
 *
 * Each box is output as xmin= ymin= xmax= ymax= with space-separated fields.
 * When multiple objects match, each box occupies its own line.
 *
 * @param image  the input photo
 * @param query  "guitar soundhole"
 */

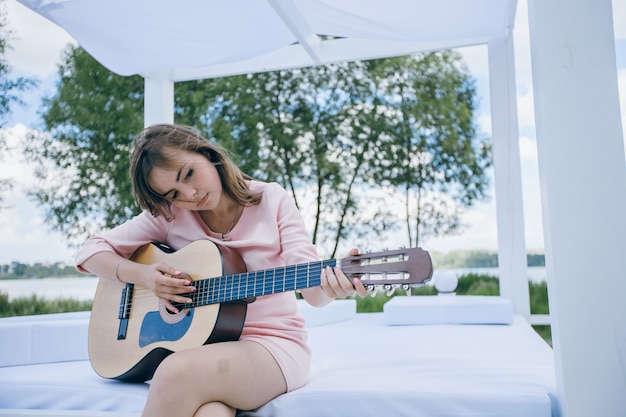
xmin=159 ymin=301 xmax=191 ymax=324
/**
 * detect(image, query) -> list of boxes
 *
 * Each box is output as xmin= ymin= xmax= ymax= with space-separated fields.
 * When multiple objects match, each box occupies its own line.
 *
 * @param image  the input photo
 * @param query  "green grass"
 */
xmin=0 ymin=274 xmax=552 ymax=344
xmin=0 ymin=291 xmax=92 ymax=318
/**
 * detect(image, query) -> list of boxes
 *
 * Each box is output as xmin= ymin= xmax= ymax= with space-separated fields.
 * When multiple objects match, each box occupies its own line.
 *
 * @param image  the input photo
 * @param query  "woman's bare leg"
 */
xmin=141 ymin=340 xmax=287 ymax=417
xmin=193 ymin=401 xmax=235 ymax=417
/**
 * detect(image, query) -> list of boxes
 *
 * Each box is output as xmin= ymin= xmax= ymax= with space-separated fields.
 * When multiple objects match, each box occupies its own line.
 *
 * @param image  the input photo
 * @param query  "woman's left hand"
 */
xmin=320 ymin=248 xmax=368 ymax=299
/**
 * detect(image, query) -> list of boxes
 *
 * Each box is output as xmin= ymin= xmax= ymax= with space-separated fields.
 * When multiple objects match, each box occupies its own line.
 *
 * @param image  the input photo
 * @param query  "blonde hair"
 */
xmin=130 ymin=124 xmax=261 ymax=220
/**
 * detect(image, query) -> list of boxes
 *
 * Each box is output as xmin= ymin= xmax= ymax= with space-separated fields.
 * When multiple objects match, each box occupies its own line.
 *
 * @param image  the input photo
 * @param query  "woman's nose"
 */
xmin=182 ymin=185 xmax=197 ymax=201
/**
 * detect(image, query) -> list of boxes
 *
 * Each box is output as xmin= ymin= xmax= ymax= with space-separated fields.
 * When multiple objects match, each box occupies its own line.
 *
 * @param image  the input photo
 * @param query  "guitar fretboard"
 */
xmin=181 ymin=259 xmax=338 ymax=307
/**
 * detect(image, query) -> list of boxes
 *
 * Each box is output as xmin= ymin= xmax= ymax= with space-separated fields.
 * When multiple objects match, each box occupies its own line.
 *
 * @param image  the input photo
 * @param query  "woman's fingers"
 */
xmin=321 ymin=266 xmax=361 ymax=298
xmin=149 ymin=265 xmax=196 ymax=305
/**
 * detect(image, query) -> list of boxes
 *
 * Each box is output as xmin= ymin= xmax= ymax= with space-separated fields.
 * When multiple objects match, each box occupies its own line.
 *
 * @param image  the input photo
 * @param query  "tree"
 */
xmin=28 ymin=45 xmax=490 ymax=255
xmin=178 ymin=63 xmax=397 ymax=256
xmin=368 ymin=52 xmax=491 ymax=247
xmin=190 ymin=54 xmax=490 ymax=254
xmin=0 ymin=0 xmax=37 ymax=207
xmin=25 ymin=46 xmax=144 ymax=241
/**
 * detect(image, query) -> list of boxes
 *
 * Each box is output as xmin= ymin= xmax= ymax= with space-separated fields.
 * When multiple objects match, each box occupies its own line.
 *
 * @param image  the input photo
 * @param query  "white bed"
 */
xmin=0 ymin=297 xmax=559 ymax=417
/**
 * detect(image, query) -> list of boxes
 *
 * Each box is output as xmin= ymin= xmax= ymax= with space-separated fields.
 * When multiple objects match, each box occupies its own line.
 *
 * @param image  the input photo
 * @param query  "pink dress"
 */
xmin=75 ymin=181 xmax=319 ymax=391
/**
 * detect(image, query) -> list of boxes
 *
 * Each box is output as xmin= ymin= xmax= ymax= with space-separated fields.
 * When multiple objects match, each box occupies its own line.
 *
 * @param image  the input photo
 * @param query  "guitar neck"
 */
xmin=186 ymin=259 xmax=337 ymax=307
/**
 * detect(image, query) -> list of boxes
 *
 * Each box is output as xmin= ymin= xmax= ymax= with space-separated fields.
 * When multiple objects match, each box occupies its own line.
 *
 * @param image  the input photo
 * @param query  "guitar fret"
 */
xmin=238 ymin=272 xmax=243 ymax=300
xmin=264 ymin=269 xmax=272 ymax=296
xmin=193 ymin=258 xmax=343 ymax=306
xmin=290 ymin=264 xmax=298 ymax=291
xmin=213 ymin=277 xmax=219 ymax=304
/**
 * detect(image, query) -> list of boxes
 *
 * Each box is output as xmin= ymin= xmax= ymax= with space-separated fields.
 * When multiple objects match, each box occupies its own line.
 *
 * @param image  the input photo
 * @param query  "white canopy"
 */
xmin=19 ymin=0 xmax=515 ymax=80
xmin=16 ymin=1 xmax=626 ymax=416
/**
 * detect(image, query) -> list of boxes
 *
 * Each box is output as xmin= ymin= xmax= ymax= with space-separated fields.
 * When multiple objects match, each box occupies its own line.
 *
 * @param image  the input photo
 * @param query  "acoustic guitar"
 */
xmin=88 ymin=239 xmax=433 ymax=382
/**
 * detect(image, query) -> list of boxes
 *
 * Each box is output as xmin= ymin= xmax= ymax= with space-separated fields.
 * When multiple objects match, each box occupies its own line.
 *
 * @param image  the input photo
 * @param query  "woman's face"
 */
xmin=147 ymin=148 xmax=224 ymax=211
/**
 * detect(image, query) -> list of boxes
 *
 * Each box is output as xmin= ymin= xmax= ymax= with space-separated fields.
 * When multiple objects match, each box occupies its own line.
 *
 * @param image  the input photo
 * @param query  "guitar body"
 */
xmin=88 ymin=239 xmax=433 ymax=383
xmin=88 ymin=240 xmax=247 ymax=382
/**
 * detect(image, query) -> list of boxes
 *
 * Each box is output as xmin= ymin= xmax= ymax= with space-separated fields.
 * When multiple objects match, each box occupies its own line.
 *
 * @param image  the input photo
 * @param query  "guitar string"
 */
xmin=125 ymin=264 xmax=327 ymax=301
xmin=123 ymin=264 xmax=332 ymax=308
xmin=120 ymin=251 xmax=418 ymax=308
xmin=123 ymin=265 xmax=409 ymax=309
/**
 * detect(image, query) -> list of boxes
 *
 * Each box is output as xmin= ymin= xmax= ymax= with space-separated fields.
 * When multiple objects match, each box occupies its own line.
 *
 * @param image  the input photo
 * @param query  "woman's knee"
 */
xmin=151 ymin=350 xmax=197 ymax=390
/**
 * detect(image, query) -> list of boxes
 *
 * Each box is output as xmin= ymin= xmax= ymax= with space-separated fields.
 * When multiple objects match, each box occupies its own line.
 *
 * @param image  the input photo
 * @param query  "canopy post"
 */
xmin=528 ymin=0 xmax=626 ymax=415
xmin=488 ymin=33 xmax=531 ymax=319
xmin=144 ymin=70 xmax=174 ymax=127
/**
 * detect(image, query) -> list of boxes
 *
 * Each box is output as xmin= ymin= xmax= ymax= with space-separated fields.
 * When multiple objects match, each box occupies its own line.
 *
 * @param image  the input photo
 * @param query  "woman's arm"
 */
xmin=75 ymin=210 xmax=195 ymax=313
xmin=269 ymin=183 xmax=366 ymax=307
xmin=81 ymin=250 xmax=195 ymax=313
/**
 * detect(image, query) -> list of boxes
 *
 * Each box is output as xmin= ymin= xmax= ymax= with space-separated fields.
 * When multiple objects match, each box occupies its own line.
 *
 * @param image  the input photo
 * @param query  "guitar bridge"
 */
xmin=117 ymin=283 xmax=133 ymax=340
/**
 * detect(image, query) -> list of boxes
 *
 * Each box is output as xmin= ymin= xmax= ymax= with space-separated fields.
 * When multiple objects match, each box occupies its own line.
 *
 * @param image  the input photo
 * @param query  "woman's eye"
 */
xmin=185 ymin=169 xmax=193 ymax=180
xmin=171 ymin=191 xmax=179 ymax=200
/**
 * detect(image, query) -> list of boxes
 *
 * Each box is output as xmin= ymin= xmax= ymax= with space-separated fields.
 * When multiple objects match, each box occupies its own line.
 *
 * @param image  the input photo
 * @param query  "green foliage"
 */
xmin=431 ymin=250 xmax=545 ymax=269
xmin=0 ymin=0 xmax=37 ymax=207
xmin=28 ymin=47 xmax=490 ymax=256
xmin=0 ymin=1 xmax=37 ymax=128
xmin=529 ymin=281 xmax=549 ymax=315
xmin=24 ymin=46 xmax=144 ymax=242
xmin=455 ymin=273 xmax=499 ymax=294
xmin=0 ymin=290 xmax=91 ymax=318
xmin=366 ymin=53 xmax=491 ymax=247
xmin=532 ymin=325 xmax=551 ymax=346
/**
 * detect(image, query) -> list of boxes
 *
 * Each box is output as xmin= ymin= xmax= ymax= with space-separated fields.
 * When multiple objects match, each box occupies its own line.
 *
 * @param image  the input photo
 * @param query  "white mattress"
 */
xmin=0 ymin=299 xmax=559 ymax=417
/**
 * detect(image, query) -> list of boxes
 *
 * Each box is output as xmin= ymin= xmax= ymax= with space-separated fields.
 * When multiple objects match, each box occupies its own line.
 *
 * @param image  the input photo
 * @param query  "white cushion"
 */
xmin=297 ymin=299 xmax=356 ymax=327
xmin=0 ymin=312 xmax=90 ymax=367
xmin=383 ymin=295 xmax=514 ymax=325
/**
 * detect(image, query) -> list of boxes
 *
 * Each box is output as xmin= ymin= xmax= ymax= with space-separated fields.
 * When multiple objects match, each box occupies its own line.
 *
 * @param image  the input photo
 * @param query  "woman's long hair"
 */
xmin=130 ymin=124 xmax=261 ymax=220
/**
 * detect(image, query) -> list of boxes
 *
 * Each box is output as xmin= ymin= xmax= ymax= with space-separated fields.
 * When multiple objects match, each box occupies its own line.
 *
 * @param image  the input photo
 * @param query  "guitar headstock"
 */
xmin=340 ymin=247 xmax=433 ymax=288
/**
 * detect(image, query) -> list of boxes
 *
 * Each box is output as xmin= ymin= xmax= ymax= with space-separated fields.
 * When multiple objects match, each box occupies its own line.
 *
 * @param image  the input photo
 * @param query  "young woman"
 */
xmin=75 ymin=124 xmax=367 ymax=417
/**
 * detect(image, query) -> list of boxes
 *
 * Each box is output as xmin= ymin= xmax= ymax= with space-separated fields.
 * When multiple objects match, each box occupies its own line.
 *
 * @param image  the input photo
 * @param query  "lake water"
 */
xmin=0 ymin=276 xmax=100 ymax=301
xmin=0 ymin=266 xmax=547 ymax=301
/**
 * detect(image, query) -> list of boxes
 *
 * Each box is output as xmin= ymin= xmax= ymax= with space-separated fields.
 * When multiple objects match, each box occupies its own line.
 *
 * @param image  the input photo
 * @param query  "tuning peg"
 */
xmin=367 ymin=284 xmax=378 ymax=297
xmin=384 ymin=283 xmax=395 ymax=297
xmin=401 ymin=283 xmax=411 ymax=296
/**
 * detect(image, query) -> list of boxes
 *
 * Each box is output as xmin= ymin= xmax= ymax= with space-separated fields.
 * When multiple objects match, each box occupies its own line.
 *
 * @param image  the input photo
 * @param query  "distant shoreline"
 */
xmin=0 ymin=266 xmax=548 ymax=302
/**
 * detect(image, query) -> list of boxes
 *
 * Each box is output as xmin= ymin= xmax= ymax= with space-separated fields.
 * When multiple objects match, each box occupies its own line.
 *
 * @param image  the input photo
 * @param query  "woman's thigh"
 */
xmin=152 ymin=340 xmax=288 ymax=411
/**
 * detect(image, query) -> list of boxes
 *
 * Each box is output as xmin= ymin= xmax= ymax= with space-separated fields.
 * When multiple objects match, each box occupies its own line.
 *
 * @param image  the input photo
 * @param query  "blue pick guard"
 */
xmin=139 ymin=309 xmax=194 ymax=347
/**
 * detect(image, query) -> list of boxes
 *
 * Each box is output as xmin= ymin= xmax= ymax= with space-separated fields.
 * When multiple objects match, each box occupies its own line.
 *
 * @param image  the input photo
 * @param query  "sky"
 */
xmin=1 ymin=0 xmax=625 ymax=264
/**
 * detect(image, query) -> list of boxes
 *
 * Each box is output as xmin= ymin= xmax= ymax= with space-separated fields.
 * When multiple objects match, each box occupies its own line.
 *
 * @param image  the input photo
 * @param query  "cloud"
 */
xmin=516 ymin=88 xmax=536 ymax=133
xmin=519 ymin=135 xmax=538 ymax=162
xmin=0 ymin=125 xmax=74 ymax=264
xmin=5 ymin=1 xmax=76 ymax=78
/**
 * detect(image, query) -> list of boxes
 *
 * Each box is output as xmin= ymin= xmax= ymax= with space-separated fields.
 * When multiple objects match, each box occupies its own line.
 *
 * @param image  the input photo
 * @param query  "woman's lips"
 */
xmin=197 ymin=193 xmax=209 ymax=207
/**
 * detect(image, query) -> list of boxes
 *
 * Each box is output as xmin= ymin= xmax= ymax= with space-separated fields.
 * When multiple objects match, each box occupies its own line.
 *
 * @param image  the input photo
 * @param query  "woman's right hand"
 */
xmin=82 ymin=252 xmax=194 ymax=314
xmin=132 ymin=261 xmax=197 ymax=314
